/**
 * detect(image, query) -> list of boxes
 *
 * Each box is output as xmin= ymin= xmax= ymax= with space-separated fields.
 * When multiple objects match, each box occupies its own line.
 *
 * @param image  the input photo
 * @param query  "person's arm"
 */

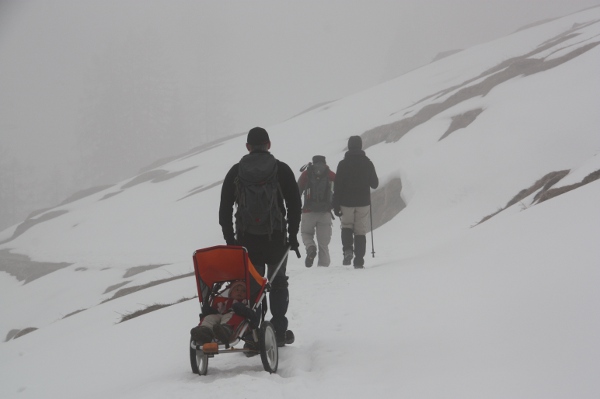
xmin=332 ymin=161 xmax=344 ymax=212
xmin=328 ymin=169 xmax=336 ymax=181
xmin=369 ymin=160 xmax=379 ymax=189
xmin=279 ymin=163 xmax=302 ymax=237
xmin=297 ymin=170 xmax=308 ymax=193
xmin=219 ymin=164 xmax=238 ymax=244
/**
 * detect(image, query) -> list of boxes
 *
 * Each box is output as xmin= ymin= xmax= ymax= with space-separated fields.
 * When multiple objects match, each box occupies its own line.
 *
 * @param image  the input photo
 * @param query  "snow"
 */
xmin=1 ymin=7 xmax=600 ymax=399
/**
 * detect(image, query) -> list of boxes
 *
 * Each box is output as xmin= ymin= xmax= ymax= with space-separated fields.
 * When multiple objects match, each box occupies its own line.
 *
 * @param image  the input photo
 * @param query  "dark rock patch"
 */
xmin=5 ymin=327 xmax=38 ymax=341
xmin=439 ymin=108 xmax=484 ymax=141
xmin=431 ymin=49 xmax=463 ymax=62
xmin=59 ymin=185 xmax=114 ymax=206
xmin=121 ymin=167 xmax=197 ymax=189
xmin=123 ymin=264 xmax=168 ymax=278
xmin=178 ymin=180 xmax=223 ymax=201
xmin=100 ymin=191 xmax=123 ymax=200
xmin=370 ymin=178 xmax=406 ymax=230
xmin=536 ymin=169 xmax=600 ymax=203
xmin=0 ymin=249 xmax=72 ymax=284
xmin=508 ymin=170 xmax=570 ymax=208
xmin=476 ymin=170 xmax=571 ymax=225
xmin=361 ymin=22 xmax=600 ymax=150
xmin=63 ymin=309 xmax=87 ymax=319
xmin=104 ymin=281 xmax=132 ymax=294
xmin=102 ymin=272 xmax=194 ymax=302
xmin=0 ymin=210 xmax=69 ymax=245
xmin=119 ymin=296 xmax=194 ymax=323
xmin=150 ymin=166 xmax=197 ymax=183
xmin=121 ymin=170 xmax=169 ymax=189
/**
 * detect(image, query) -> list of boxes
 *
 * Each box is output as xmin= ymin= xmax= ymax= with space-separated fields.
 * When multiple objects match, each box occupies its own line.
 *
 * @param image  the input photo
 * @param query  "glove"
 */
xmin=225 ymin=235 xmax=237 ymax=246
xmin=334 ymin=207 xmax=342 ymax=217
xmin=288 ymin=235 xmax=301 ymax=258
xmin=288 ymin=235 xmax=299 ymax=250
xmin=223 ymin=227 xmax=237 ymax=246
xmin=232 ymin=302 xmax=259 ymax=329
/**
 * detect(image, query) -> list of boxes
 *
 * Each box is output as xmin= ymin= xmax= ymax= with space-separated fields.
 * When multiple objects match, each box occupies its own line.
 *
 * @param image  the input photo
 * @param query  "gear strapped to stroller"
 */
xmin=189 ymin=245 xmax=289 ymax=375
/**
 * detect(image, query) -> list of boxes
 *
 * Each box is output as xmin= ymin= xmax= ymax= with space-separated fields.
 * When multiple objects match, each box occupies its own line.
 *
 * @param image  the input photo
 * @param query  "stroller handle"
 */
xmin=267 ymin=245 xmax=292 ymax=281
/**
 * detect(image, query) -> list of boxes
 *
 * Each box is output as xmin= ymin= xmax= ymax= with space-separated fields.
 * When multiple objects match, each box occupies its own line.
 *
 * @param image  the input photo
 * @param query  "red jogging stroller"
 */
xmin=189 ymin=245 xmax=288 ymax=375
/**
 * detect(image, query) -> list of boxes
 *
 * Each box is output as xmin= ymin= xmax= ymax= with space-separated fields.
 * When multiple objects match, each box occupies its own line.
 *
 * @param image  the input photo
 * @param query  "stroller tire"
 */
xmin=259 ymin=321 xmax=278 ymax=373
xmin=189 ymin=337 xmax=209 ymax=376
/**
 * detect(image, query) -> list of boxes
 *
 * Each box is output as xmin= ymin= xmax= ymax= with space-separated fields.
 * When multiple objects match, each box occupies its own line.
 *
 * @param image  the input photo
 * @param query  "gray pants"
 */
xmin=200 ymin=313 xmax=234 ymax=328
xmin=340 ymin=205 xmax=370 ymax=235
xmin=301 ymin=211 xmax=332 ymax=266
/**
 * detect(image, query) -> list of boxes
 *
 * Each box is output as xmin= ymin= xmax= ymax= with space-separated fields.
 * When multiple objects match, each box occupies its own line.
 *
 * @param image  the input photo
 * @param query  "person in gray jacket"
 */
xmin=297 ymin=155 xmax=336 ymax=267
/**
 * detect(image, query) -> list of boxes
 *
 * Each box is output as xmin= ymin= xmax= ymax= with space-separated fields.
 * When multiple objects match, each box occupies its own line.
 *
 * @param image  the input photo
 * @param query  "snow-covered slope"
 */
xmin=1 ymin=7 xmax=599 ymax=399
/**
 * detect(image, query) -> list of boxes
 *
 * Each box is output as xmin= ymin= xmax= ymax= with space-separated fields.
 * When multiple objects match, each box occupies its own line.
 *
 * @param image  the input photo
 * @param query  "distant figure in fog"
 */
xmin=332 ymin=136 xmax=378 ymax=268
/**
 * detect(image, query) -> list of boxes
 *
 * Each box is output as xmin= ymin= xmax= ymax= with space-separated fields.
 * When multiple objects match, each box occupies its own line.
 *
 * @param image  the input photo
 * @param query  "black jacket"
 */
xmin=219 ymin=151 xmax=301 ymax=243
xmin=332 ymin=149 xmax=379 ymax=208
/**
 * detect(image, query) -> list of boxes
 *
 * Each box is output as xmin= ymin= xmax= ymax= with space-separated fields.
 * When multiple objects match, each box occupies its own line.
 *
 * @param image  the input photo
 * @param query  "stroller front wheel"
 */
xmin=189 ymin=337 xmax=209 ymax=375
xmin=259 ymin=321 xmax=278 ymax=373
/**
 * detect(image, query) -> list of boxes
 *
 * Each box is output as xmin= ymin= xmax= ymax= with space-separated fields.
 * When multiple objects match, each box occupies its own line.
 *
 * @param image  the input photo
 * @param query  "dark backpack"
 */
xmin=302 ymin=162 xmax=332 ymax=212
xmin=235 ymin=152 xmax=284 ymax=236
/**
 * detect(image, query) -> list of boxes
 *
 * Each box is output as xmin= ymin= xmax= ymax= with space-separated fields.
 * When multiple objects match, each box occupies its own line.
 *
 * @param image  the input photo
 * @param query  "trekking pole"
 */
xmin=370 ymin=203 xmax=375 ymax=257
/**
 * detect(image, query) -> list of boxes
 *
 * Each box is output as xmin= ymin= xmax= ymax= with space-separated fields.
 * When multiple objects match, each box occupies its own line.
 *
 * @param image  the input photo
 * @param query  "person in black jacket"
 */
xmin=219 ymin=127 xmax=301 ymax=346
xmin=332 ymin=135 xmax=379 ymax=268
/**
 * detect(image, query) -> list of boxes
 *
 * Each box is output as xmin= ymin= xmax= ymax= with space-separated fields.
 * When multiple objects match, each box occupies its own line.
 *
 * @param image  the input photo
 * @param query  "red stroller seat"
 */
xmin=190 ymin=245 xmax=287 ymax=375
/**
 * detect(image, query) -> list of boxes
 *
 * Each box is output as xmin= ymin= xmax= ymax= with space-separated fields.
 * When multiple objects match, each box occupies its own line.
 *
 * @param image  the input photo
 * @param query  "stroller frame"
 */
xmin=189 ymin=245 xmax=289 ymax=375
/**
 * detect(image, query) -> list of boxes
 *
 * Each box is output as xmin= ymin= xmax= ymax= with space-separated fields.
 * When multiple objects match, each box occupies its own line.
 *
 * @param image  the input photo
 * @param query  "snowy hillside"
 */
xmin=1 ymin=7 xmax=599 ymax=399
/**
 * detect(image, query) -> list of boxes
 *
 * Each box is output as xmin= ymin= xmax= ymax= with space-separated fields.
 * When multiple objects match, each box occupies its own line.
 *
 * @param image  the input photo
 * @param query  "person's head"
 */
xmin=246 ymin=127 xmax=271 ymax=152
xmin=312 ymin=155 xmax=326 ymax=165
xmin=348 ymin=135 xmax=362 ymax=151
xmin=228 ymin=281 xmax=246 ymax=300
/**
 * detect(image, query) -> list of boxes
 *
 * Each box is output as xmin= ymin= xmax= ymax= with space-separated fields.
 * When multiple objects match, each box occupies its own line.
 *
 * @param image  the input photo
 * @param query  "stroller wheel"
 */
xmin=259 ymin=321 xmax=278 ymax=373
xmin=189 ymin=337 xmax=209 ymax=376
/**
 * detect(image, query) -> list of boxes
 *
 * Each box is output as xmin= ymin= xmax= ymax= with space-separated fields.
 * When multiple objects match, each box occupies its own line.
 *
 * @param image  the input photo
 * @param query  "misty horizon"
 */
xmin=1 ymin=0 xmax=599 ymax=232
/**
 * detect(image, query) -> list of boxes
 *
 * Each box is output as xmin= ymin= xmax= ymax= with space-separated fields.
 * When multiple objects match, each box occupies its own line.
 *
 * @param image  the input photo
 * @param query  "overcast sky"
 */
xmin=1 ymin=0 xmax=599 ymax=231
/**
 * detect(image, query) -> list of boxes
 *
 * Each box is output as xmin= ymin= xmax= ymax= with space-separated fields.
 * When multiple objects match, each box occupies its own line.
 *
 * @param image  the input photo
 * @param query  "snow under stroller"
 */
xmin=189 ymin=245 xmax=288 ymax=375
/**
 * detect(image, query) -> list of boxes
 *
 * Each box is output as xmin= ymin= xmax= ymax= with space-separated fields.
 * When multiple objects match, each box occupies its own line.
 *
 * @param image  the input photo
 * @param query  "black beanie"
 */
xmin=312 ymin=155 xmax=326 ymax=164
xmin=247 ymin=127 xmax=270 ymax=145
xmin=348 ymin=136 xmax=362 ymax=150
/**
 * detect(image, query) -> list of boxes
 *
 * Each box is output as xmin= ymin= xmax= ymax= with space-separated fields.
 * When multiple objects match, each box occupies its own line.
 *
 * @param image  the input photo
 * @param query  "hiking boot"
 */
xmin=276 ymin=331 xmax=286 ymax=347
xmin=190 ymin=326 xmax=214 ymax=344
xmin=285 ymin=330 xmax=295 ymax=345
xmin=343 ymin=249 xmax=353 ymax=266
xmin=243 ymin=340 xmax=259 ymax=357
xmin=276 ymin=329 xmax=295 ymax=347
xmin=353 ymin=257 xmax=364 ymax=269
xmin=353 ymin=235 xmax=366 ymax=268
xmin=213 ymin=324 xmax=234 ymax=344
xmin=305 ymin=246 xmax=317 ymax=268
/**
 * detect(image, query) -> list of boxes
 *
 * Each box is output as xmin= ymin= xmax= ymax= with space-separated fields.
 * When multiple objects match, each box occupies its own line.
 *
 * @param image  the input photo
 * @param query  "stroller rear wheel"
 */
xmin=259 ymin=321 xmax=278 ymax=373
xmin=189 ymin=337 xmax=209 ymax=375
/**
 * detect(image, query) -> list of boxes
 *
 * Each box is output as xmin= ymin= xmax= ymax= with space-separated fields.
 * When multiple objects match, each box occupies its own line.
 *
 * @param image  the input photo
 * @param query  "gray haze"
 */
xmin=1 ymin=0 xmax=598 ymax=231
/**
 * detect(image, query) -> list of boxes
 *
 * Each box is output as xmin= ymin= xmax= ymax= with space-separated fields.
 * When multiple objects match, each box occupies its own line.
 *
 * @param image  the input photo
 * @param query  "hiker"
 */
xmin=297 ymin=155 xmax=336 ymax=267
xmin=332 ymin=135 xmax=379 ymax=268
xmin=190 ymin=280 xmax=248 ymax=344
xmin=219 ymin=127 xmax=301 ymax=347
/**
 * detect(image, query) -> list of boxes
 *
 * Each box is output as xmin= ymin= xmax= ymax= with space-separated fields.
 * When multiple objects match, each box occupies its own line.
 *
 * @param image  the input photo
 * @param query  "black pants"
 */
xmin=239 ymin=231 xmax=289 ymax=335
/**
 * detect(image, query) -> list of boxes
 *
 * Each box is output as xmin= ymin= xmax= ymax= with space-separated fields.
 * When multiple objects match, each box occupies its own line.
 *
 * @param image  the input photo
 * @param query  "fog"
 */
xmin=1 ymin=0 xmax=598 ymax=231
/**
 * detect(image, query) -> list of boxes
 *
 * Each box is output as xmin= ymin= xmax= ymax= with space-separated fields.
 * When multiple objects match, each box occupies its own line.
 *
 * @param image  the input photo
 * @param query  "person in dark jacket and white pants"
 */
xmin=332 ymin=136 xmax=379 ymax=268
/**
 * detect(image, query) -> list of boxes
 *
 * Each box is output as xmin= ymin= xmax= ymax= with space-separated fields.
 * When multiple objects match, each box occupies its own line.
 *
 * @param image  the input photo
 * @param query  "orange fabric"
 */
xmin=194 ymin=246 xmax=247 ymax=286
xmin=192 ymin=245 xmax=267 ymax=305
